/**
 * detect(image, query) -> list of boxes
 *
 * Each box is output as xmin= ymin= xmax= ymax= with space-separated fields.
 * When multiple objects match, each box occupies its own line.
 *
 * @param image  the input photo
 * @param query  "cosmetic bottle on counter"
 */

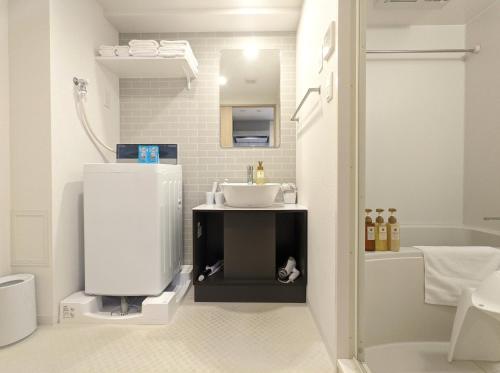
xmin=256 ymin=161 xmax=265 ymax=185
xmin=387 ymin=208 xmax=400 ymax=252
xmin=375 ymin=208 xmax=388 ymax=251
xmin=365 ymin=209 xmax=375 ymax=251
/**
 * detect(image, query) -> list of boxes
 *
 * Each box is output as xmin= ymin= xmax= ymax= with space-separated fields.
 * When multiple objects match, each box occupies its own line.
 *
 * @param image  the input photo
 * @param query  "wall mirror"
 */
xmin=219 ymin=49 xmax=281 ymax=148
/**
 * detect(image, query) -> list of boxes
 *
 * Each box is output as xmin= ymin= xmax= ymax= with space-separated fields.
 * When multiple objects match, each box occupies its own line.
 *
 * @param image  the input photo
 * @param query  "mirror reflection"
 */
xmin=219 ymin=49 xmax=281 ymax=148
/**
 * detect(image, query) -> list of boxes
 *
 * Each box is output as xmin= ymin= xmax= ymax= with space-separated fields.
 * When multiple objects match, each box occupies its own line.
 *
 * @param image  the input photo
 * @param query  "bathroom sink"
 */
xmin=220 ymin=183 xmax=281 ymax=208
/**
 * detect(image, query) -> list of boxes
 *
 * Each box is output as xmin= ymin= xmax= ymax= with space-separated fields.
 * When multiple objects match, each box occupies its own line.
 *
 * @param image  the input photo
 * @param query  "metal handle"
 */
xmin=484 ymin=217 xmax=500 ymax=221
xmin=366 ymin=46 xmax=481 ymax=54
xmin=291 ymin=86 xmax=321 ymax=122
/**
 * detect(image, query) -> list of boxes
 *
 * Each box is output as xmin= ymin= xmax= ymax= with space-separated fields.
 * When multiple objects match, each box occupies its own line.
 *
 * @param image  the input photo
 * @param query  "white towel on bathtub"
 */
xmin=415 ymin=246 xmax=500 ymax=306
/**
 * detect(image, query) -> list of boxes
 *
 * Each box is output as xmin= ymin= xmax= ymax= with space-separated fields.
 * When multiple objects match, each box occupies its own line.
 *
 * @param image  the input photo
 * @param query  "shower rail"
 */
xmin=366 ymin=45 xmax=481 ymax=54
xmin=291 ymin=86 xmax=321 ymax=122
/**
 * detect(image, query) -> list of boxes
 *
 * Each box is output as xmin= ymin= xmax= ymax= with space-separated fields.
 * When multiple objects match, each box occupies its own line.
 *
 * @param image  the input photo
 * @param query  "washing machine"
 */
xmin=84 ymin=163 xmax=182 ymax=296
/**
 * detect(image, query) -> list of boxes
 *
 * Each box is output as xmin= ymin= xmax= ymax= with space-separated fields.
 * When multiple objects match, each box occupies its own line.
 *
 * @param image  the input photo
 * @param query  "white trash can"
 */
xmin=0 ymin=274 xmax=37 ymax=347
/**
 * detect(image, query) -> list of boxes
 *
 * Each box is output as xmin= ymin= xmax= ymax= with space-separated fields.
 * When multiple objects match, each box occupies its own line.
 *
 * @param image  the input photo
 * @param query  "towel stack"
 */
xmin=129 ymin=40 xmax=159 ymax=57
xmin=98 ymin=45 xmax=115 ymax=57
xmin=159 ymin=40 xmax=198 ymax=74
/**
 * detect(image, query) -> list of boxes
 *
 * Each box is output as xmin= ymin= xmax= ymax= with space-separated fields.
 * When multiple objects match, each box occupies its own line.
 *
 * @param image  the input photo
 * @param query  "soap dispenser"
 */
xmin=387 ymin=208 xmax=400 ymax=252
xmin=256 ymin=161 xmax=265 ymax=185
xmin=375 ymin=208 xmax=388 ymax=251
xmin=365 ymin=209 xmax=375 ymax=252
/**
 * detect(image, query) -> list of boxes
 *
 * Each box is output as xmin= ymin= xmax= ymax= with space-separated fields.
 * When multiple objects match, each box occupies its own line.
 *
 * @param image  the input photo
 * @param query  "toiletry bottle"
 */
xmin=256 ymin=161 xmax=265 ymax=185
xmin=387 ymin=208 xmax=400 ymax=252
xmin=375 ymin=208 xmax=388 ymax=251
xmin=365 ymin=209 xmax=375 ymax=251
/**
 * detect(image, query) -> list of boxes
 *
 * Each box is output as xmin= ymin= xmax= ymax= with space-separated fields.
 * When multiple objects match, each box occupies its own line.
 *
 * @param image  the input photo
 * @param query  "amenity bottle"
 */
xmin=375 ymin=208 xmax=388 ymax=251
xmin=256 ymin=161 xmax=265 ymax=185
xmin=365 ymin=209 xmax=375 ymax=251
xmin=387 ymin=208 xmax=400 ymax=252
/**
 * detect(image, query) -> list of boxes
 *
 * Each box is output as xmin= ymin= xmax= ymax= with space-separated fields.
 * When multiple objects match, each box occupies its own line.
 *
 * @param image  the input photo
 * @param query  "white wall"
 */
xmin=0 ymin=0 xmax=9 ymax=276
xmin=463 ymin=1 xmax=500 ymax=231
xmin=297 ymin=0 xmax=354 ymax=362
xmin=9 ymin=0 xmax=53 ymax=324
xmin=9 ymin=0 xmax=118 ymax=323
xmin=49 ymin=0 xmax=119 ymax=320
xmin=366 ymin=26 xmax=465 ymax=226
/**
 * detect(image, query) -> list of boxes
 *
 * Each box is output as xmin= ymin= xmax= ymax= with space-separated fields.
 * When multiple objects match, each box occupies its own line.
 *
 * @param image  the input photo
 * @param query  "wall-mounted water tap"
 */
xmin=73 ymin=77 xmax=89 ymax=97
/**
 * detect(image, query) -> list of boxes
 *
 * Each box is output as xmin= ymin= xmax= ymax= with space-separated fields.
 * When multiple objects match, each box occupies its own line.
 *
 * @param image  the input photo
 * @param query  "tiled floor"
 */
xmin=0 ymin=290 xmax=334 ymax=373
xmin=365 ymin=342 xmax=500 ymax=373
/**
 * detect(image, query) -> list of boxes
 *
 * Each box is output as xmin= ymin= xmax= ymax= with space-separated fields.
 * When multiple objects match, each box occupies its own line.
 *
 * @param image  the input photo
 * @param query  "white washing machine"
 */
xmin=84 ymin=163 xmax=182 ymax=296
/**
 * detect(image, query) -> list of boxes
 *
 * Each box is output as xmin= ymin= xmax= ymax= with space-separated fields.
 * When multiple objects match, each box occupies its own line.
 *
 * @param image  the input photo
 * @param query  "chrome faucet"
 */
xmin=247 ymin=165 xmax=254 ymax=184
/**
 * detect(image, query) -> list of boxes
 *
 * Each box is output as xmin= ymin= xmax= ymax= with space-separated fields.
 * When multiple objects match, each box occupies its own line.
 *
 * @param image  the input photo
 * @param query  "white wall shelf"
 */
xmin=96 ymin=56 xmax=197 ymax=89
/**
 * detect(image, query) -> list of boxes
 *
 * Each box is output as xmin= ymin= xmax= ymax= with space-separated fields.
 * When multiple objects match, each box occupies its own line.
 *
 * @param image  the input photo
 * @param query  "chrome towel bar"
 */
xmin=291 ymin=86 xmax=321 ymax=122
xmin=484 ymin=217 xmax=500 ymax=221
xmin=366 ymin=45 xmax=481 ymax=54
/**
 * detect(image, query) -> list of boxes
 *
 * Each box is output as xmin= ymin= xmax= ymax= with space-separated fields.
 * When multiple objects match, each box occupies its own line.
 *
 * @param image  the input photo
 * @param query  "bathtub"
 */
xmin=361 ymin=226 xmax=500 ymax=373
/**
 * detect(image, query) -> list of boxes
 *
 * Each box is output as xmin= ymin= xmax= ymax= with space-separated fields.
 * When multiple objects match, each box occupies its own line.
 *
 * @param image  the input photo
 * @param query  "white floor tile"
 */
xmin=0 ymin=290 xmax=334 ymax=373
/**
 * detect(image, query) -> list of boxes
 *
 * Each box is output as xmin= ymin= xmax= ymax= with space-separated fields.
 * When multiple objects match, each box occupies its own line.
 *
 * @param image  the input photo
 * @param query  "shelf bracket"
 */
xmin=182 ymin=67 xmax=191 ymax=90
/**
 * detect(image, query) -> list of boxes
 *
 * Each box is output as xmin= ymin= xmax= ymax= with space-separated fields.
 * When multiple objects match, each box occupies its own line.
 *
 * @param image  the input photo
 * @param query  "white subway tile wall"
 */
xmin=119 ymin=32 xmax=296 ymax=264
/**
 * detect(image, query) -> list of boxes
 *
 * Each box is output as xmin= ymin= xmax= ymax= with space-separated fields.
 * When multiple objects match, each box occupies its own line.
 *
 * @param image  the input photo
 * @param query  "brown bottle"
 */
xmin=365 ymin=209 xmax=375 ymax=251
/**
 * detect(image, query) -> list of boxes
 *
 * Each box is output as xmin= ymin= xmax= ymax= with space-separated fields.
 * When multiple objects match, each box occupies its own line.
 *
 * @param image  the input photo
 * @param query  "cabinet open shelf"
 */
xmin=96 ymin=56 xmax=197 ymax=88
xmin=193 ymin=207 xmax=307 ymax=303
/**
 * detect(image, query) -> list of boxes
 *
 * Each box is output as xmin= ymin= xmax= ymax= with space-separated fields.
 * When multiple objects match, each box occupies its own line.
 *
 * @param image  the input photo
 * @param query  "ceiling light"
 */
xmin=218 ymin=76 xmax=227 ymax=86
xmin=244 ymin=46 xmax=259 ymax=60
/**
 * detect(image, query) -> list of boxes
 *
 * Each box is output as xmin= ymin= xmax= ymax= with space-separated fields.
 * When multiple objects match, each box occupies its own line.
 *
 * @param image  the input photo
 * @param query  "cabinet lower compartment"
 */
xmin=193 ymin=208 xmax=307 ymax=303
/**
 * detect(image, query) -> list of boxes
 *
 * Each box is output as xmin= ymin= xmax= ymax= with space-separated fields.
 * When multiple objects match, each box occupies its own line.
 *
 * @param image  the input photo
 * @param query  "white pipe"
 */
xmin=76 ymin=99 xmax=115 ymax=153
xmin=73 ymin=77 xmax=116 ymax=154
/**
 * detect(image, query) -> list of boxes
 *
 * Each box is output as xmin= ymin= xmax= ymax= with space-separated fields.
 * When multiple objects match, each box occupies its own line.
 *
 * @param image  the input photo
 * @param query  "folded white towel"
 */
xmin=129 ymin=39 xmax=159 ymax=48
xmin=415 ymin=246 xmax=500 ymax=306
xmin=99 ymin=45 xmax=115 ymax=50
xmin=98 ymin=49 xmax=116 ymax=57
xmin=130 ymin=49 xmax=159 ymax=57
xmin=160 ymin=40 xmax=190 ymax=48
xmin=114 ymin=46 xmax=130 ymax=57
xmin=158 ymin=46 xmax=187 ymax=53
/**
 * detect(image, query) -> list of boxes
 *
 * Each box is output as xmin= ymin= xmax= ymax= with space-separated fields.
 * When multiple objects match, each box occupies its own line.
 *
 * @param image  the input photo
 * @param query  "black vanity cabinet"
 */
xmin=193 ymin=205 xmax=307 ymax=302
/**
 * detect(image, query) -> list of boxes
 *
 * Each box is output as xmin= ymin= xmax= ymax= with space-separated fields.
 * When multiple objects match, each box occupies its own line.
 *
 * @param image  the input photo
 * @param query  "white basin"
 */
xmin=221 ymin=183 xmax=281 ymax=208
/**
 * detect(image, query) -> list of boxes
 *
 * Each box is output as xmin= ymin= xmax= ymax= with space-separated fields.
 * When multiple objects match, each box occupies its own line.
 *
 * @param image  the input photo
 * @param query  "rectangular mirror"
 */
xmin=219 ymin=49 xmax=281 ymax=148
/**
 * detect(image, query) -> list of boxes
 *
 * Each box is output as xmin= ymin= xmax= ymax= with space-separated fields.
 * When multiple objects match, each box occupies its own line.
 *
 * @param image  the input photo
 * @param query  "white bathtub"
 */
xmin=361 ymin=226 xmax=500 ymax=373
xmin=361 ymin=226 xmax=500 ymax=348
